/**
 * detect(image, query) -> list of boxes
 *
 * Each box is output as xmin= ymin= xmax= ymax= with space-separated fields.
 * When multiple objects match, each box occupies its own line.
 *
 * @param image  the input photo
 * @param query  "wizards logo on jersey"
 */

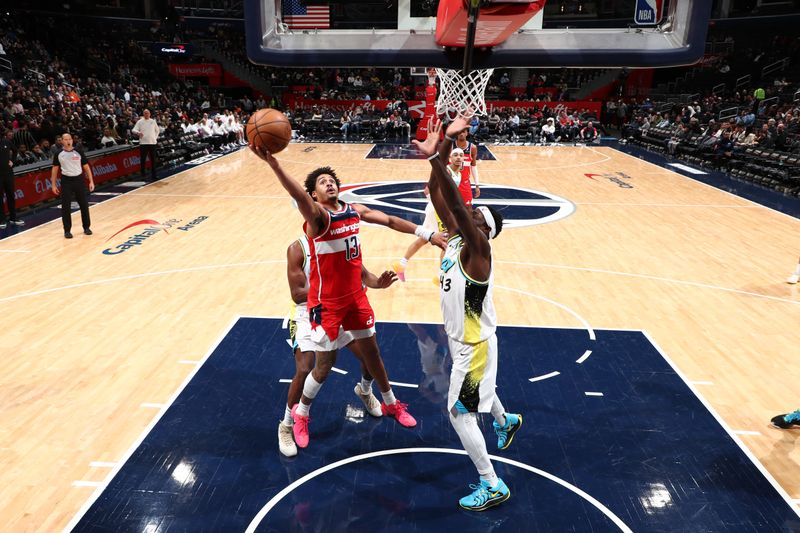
xmin=338 ymin=182 xmax=574 ymax=229
xmin=634 ymin=0 xmax=663 ymax=25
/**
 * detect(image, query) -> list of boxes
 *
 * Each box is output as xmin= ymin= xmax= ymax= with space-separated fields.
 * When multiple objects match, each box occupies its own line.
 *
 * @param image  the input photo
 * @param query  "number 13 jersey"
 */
xmin=439 ymin=235 xmax=496 ymax=343
xmin=306 ymin=202 xmax=363 ymax=308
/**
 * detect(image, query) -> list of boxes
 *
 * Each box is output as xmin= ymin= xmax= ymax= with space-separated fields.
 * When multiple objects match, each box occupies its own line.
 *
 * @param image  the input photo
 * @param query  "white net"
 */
xmin=434 ymin=68 xmax=494 ymax=119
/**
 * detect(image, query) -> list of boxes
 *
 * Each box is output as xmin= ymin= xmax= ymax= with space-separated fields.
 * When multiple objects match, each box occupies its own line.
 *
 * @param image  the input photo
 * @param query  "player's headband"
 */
xmin=476 ymin=206 xmax=497 ymax=239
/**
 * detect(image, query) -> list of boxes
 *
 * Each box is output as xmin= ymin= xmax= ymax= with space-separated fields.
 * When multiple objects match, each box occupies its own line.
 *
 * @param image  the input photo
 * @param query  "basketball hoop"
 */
xmin=434 ymin=68 xmax=494 ymax=119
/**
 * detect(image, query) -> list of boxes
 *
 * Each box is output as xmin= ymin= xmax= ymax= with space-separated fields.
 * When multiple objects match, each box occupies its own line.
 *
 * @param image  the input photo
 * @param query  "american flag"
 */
xmin=282 ymin=0 xmax=330 ymax=30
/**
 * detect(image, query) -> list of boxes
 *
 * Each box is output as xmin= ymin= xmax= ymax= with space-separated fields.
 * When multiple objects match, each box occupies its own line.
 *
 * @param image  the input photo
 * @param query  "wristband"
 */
xmin=415 ymin=225 xmax=434 ymax=242
xmin=426 ymin=152 xmax=440 ymax=161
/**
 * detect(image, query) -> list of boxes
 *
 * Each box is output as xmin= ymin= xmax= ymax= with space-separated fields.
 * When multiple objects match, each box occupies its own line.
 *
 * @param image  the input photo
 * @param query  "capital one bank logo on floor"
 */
xmin=102 ymin=216 xmax=209 ymax=255
xmin=338 ymin=182 xmax=574 ymax=229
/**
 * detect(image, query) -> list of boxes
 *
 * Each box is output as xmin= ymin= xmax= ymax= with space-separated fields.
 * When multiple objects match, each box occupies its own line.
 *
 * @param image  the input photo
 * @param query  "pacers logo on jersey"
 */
xmin=634 ymin=0 xmax=663 ymax=25
xmin=339 ymin=182 xmax=574 ymax=230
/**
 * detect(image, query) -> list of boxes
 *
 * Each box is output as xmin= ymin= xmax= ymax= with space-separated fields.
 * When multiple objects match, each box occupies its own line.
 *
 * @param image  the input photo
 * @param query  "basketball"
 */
xmin=246 ymin=108 xmax=292 ymax=154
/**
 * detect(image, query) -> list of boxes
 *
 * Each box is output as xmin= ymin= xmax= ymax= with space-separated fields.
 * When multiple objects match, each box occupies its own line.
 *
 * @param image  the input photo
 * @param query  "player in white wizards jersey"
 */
xmin=279 ymin=234 xmax=399 ymax=457
xmin=414 ymin=116 xmax=523 ymax=512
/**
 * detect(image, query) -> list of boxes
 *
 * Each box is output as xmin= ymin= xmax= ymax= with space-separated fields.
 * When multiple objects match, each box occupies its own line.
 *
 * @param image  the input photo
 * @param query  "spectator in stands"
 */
xmin=580 ymin=121 xmax=599 ymax=143
xmin=541 ymin=117 xmax=556 ymax=143
xmin=132 ymin=109 xmax=160 ymax=181
xmin=100 ymin=128 xmax=117 ymax=147
xmin=340 ymin=111 xmax=352 ymax=139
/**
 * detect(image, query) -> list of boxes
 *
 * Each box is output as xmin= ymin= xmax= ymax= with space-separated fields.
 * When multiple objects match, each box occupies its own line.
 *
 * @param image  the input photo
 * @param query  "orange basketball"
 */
xmin=246 ymin=108 xmax=292 ymax=154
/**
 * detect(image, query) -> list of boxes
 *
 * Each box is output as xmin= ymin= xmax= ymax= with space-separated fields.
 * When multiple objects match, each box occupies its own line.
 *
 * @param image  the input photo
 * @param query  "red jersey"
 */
xmin=454 ymin=141 xmax=474 ymax=206
xmin=306 ymin=202 xmax=363 ymax=308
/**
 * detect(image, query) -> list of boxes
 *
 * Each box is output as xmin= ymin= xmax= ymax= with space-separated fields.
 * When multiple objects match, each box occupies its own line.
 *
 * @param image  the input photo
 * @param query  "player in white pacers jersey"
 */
xmin=414 ymin=116 xmax=523 ymax=512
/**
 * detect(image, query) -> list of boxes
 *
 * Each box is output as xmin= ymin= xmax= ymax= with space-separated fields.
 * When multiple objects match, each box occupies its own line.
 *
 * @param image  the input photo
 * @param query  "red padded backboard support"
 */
xmin=435 ymin=0 xmax=545 ymax=48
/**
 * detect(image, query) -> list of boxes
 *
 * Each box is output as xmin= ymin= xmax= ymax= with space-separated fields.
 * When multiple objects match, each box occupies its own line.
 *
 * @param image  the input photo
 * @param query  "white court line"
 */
xmin=642 ymin=330 xmax=800 ymax=519
xmin=279 ymin=379 xmax=292 ymax=384
xmin=576 ymin=349 xmax=593 ymax=364
xmin=63 ymin=316 xmax=242 ymax=532
xmin=496 ymin=259 xmax=800 ymax=307
xmin=178 ymin=360 xmax=200 ymax=365
xmin=0 ymin=149 xmax=241 ymax=245
xmin=733 ymin=430 xmax=762 ymax=436
xmin=0 ymin=249 xmax=31 ymax=253
xmin=690 ymin=381 xmax=714 ymax=386
xmin=495 ymin=284 xmax=596 ymax=341
xmin=585 ymin=392 xmax=604 ymax=397
xmin=132 ymin=193 xmax=288 ymax=199
xmin=245 ymin=447 xmax=633 ymax=533
xmin=611 ymin=146 xmax=800 ymax=223
xmin=140 ymin=403 xmax=164 ymax=409
xmin=89 ymin=462 xmax=117 ymax=468
xmin=529 ymin=371 xmax=560 ymax=382
xmin=388 ymin=381 xmax=419 ymax=389
xmin=71 ymin=481 xmax=103 ymax=488
xmin=331 ymin=367 xmax=348 ymax=375
xmin=575 ymin=202 xmax=758 ymax=208
xmin=0 ymin=260 xmax=284 ymax=304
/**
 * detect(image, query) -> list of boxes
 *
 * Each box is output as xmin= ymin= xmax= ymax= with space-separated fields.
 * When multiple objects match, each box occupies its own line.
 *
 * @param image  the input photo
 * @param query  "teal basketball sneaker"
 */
xmin=458 ymin=478 xmax=510 ymax=511
xmin=493 ymin=413 xmax=522 ymax=450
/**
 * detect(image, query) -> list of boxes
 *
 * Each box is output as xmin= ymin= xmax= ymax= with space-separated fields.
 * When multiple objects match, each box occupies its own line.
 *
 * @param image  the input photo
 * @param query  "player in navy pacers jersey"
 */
xmin=414 ymin=116 xmax=522 ymax=512
xmin=251 ymin=142 xmax=447 ymax=449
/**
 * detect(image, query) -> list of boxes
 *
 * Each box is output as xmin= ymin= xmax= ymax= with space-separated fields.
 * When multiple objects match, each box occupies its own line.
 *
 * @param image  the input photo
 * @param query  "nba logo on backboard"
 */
xmin=634 ymin=0 xmax=663 ymax=25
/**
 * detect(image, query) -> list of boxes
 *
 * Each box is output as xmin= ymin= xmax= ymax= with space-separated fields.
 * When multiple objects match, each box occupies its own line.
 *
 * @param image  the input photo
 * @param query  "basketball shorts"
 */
xmin=310 ymin=289 xmax=375 ymax=352
xmin=447 ymin=333 xmax=498 ymax=414
xmin=291 ymin=304 xmax=355 ymax=352
xmin=422 ymin=200 xmax=437 ymax=232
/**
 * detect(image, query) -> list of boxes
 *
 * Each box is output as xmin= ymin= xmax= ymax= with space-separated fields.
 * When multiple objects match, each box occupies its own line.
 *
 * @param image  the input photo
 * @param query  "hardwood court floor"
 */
xmin=1 ymin=144 xmax=798 ymax=531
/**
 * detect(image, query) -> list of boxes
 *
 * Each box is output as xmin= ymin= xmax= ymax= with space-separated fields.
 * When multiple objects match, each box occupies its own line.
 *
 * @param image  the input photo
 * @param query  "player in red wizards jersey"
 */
xmin=251 ymin=143 xmax=448 ymax=447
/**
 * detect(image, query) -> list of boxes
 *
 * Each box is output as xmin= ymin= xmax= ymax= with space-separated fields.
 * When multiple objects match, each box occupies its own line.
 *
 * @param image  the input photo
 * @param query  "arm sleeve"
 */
xmin=52 ymin=150 xmax=60 ymax=166
xmin=79 ymin=150 xmax=89 ymax=165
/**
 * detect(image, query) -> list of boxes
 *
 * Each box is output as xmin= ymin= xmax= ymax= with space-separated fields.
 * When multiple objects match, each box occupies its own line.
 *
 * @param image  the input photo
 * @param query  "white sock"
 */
xmin=399 ymin=258 xmax=408 ymax=267
xmin=480 ymin=473 xmax=500 ymax=489
xmin=283 ymin=405 xmax=293 ymax=426
xmin=296 ymin=401 xmax=311 ymax=417
xmin=359 ymin=377 xmax=373 ymax=394
xmin=449 ymin=411 xmax=495 ymax=481
xmin=794 ymin=263 xmax=800 ymax=276
xmin=381 ymin=389 xmax=396 ymax=405
xmin=490 ymin=396 xmax=506 ymax=427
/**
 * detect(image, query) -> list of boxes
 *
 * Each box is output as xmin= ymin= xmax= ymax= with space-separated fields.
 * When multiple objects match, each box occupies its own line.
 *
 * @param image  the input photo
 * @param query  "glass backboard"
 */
xmin=245 ymin=0 xmax=711 ymax=69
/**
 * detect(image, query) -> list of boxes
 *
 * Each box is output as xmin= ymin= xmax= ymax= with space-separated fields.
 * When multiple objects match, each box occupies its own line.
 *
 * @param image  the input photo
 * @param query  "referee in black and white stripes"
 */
xmin=50 ymin=133 xmax=94 ymax=239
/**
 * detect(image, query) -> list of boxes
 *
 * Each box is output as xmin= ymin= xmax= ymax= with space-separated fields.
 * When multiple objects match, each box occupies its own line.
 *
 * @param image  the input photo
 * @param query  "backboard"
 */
xmin=245 ymin=0 xmax=711 ymax=69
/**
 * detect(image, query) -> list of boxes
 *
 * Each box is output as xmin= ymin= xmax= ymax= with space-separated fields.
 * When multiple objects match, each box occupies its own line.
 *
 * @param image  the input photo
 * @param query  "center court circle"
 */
xmin=246 ymin=447 xmax=632 ymax=532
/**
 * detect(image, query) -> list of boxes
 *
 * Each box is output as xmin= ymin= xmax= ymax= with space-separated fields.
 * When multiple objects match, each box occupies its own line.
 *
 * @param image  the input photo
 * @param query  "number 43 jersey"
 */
xmin=306 ymin=202 xmax=363 ymax=308
xmin=439 ymin=234 xmax=497 ymax=344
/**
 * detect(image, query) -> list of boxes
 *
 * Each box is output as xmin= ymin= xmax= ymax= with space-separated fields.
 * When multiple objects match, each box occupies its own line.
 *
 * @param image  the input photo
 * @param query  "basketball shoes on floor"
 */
xmin=290 ymin=404 xmax=310 ymax=448
xmin=354 ymin=384 xmax=383 ymax=417
xmin=459 ymin=478 xmax=510 ymax=511
xmin=771 ymin=410 xmax=800 ymax=429
xmin=278 ymin=422 xmax=297 ymax=457
xmin=493 ymin=413 xmax=523 ymax=450
xmin=392 ymin=261 xmax=406 ymax=282
xmin=381 ymin=401 xmax=417 ymax=427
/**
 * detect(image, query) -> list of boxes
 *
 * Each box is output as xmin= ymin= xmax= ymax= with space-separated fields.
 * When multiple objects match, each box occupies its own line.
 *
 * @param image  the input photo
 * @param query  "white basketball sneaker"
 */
xmin=354 ymin=384 xmax=383 ymax=417
xmin=278 ymin=422 xmax=297 ymax=457
xmin=787 ymin=274 xmax=799 ymax=284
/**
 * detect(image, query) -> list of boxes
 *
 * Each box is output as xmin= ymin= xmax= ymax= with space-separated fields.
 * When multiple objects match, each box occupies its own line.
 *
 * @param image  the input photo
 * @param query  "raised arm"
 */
xmin=412 ymin=119 xmax=458 ymax=233
xmin=287 ymin=240 xmax=308 ymax=305
xmin=250 ymin=144 xmax=328 ymax=236
xmin=416 ymin=116 xmax=489 ymax=254
xmin=352 ymin=203 xmax=447 ymax=250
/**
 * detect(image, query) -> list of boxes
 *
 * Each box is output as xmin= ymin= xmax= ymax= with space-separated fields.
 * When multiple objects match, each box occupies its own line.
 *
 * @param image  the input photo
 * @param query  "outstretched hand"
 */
xmin=412 ymin=117 xmax=442 ymax=156
xmin=445 ymin=115 xmax=471 ymax=139
xmin=249 ymin=142 xmax=279 ymax=169
xmin=374 ymin=270 xmax=399 ymax=289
